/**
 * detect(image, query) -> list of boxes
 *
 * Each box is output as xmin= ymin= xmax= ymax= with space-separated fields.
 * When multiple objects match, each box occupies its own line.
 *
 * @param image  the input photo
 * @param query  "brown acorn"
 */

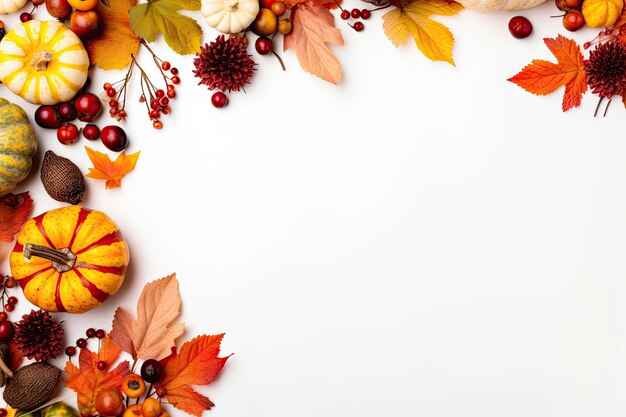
xmin=3 ymin=362 xmax=61 ymax=410
xmin=41 ymin=150 xmax=85 ymax=204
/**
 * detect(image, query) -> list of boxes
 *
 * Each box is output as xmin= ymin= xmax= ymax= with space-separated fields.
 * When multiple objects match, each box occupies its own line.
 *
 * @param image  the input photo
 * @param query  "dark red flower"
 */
xmin=585 ymin=40 xmax=626 ymax=98
xmin=14 ymin=309 xmax=64 ymax=362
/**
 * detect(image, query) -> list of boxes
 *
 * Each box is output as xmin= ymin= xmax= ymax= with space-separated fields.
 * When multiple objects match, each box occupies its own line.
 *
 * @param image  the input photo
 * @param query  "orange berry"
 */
xmin=141 ymin=398 xmax=162 ymax=417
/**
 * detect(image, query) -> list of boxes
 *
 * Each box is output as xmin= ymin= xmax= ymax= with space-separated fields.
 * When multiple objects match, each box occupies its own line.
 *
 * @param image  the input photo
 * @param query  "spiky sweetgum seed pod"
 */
xmin=193 ymin=34 xmax=256 ymax=93
xmin=584 ymin=40 xmax=626 ymax=99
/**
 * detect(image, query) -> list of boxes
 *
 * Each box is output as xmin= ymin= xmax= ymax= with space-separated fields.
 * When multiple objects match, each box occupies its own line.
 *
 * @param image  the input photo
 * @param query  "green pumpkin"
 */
xmin=16 ymin=402 xmax=80 ymax=417
xmin=0 ymin=97 xmax=37 ymax=197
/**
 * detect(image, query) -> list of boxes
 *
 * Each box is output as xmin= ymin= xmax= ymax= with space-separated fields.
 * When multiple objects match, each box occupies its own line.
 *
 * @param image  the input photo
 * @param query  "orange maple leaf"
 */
xmin=85 ymin=146 xmax=140 ymax=189
xmin=85 ymin=0 xmax=140 ymax=69
xmin=0 ymin=192 xmax=32 ymax=243
xmin=284 ymin=0 xmax=344 ymax=84
xmin=65 ymin=336 xmax=130 ymax=417
xmin=155 ymin=335 xmax=230 ymax=417
xmin=508 ymin=35 xmax=587 ymax=111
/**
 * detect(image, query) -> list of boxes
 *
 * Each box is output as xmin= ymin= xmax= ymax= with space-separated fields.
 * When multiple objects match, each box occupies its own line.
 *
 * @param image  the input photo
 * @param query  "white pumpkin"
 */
xmin=202 ymin=0 xmax=259 ymax=34
xmin=0 ymin=20 xmax=89 ymax=105
xmin=0 ymin=0 xmax=28 ymax=14
xmin=456 ymin=0 xmax=546 ymax=11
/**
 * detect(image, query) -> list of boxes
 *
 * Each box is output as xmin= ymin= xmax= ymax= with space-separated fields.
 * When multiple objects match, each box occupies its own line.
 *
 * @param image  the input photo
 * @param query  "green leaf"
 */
xmin=129 ymin=0 xmax=202 ymax=54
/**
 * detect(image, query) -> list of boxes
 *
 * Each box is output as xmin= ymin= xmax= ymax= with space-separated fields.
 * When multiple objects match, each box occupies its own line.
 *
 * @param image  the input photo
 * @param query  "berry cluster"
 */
xmin=339 ymin=6 xmax=371 ymax=32
xmin=65 ymin=327 xmax=106 ymax=358
xmin=554 ymin=0 xmax=585 ymax=31
xmin=103 ymin=41 xmax=179 ymax=130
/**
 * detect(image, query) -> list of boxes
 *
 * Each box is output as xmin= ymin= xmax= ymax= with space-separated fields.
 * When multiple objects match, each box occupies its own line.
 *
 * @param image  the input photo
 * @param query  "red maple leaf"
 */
xmin=0 ymin=193 xmax=32 ymax=242
xmin=508 ymin=35 xmax=587 ymax=111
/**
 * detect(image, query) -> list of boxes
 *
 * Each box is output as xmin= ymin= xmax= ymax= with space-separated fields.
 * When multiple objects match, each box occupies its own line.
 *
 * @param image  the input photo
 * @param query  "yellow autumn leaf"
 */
xmin=382 ymin=0 xmax=463 ymax=65
xmin=85 ymin=0 xmax=141 ymax=70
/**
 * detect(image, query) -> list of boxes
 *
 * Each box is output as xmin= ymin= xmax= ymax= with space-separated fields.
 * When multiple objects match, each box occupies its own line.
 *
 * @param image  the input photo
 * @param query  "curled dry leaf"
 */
xmin=85 ymin=146 xmax=140 ymax=189
xmin=65 ymin=336 xmax=130 ymax=417
xmin=111 ymin=274 xmax=185 ymax=361
xmin=85 ymin=0 xmax=141 ymax=70
xmin=0 ymin=192 xmax=32 ymax=243
xmin=382 ymin=0 xmax=463 ymax=65
xmin=156 ymin=335 xmax=230 ymax=417
xmin=284 ymin=0 xmax=344 ymax=84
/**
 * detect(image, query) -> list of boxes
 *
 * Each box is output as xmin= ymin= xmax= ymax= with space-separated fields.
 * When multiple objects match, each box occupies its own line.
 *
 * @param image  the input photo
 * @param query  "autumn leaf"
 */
xmin=85 ymin=146 xmax=140 ymax=189
xmin=382 ymin=0 xmax=463 ymax=65
xmin=65 ymin=336 xmax=130 ymax=417
xmin=111 ymin=274 xmax=184 ymax=361
xmin=156 ymin=335 xmax=230 ymax=416
xmin=0 ymin=193 xmax=32 ymax=243
xmin=129 ymin=0 xmax=202 ymax=55
xmin=508 ymin=35 xmax=587 ymax=112
xmin=7 ymin=340 xmax=23 ymax=372
xmin=284 ymin=0 xmax=344 ymax=84
xmin=85 ymin=0 xmax=140 ymax=70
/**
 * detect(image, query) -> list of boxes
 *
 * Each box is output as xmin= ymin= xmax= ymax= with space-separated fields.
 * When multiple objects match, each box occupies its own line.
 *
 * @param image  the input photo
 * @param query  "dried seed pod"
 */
xmin=40 ymin=151 xmax=85 ymax=204
xmin=3 ymin=362 xmax=61 ymax=410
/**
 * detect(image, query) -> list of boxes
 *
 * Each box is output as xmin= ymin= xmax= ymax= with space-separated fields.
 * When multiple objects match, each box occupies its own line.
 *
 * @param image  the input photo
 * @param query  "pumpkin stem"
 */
xmin=23 ymin=244 xmax=77 ymax=273
xmin=224 ymin=0 xmax=238 ymax=11
xmin=30 ymin=50 xmax=53 ymax=71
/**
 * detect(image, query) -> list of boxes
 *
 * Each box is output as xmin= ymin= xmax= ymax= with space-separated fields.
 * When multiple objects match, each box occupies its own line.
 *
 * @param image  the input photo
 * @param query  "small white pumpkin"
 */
xmin=456 ymin=0 xmax=546 ymax=12
xmin=0 ymin=20 xmax=89 ymax=105
xmin=202 ymin=0 xmax=259 ymax=34
xmin=0 ymin=0 xmax=28 ymax=14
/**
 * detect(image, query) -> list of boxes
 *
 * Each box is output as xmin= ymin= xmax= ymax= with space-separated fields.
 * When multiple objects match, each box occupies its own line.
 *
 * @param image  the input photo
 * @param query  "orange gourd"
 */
xmin=10 ymin=206 xmax=129 ymax=314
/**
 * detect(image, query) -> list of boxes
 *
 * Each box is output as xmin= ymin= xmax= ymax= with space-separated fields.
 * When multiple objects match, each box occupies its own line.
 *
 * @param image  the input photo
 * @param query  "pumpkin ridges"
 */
xmin=68 ymin=207 xmax=91 ymax=248
xmin=74 ymin=231 xmax=122 ymax=255
xmin=34 ymin=213 xmax=56 ymax=248
xmin=73 ymin=269 xmax=110 ymax=302
xmin=54 ymin=272 xmax=65 ymax=312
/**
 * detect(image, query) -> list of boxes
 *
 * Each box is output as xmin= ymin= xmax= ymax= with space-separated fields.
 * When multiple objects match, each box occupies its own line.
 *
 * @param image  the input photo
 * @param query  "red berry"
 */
xmin=159 ymin=97 xmax=169 ymax=106
xmin=103 ymin=82 xmax=112 ymax=90
xmin=340 ymin=9 xmax=350 ymax=19
xmin=86 ymin=328 xmax=96 ymax=338
xmin=155 ymin=89 xmax=165 ymax=98
xmin=35 ymin=105 xmax=62 ymax=129
xmin=161 ymin=106 xmax=170 ymax=115
xmin=96 ymin=329 xmax=106 ymax=339
xmin=353 ymin=21 xmax=364 ymax=31
xmin=167 ymin=84 xmax=175 ymax=91
xmin=149 ymin=109 xmax=160 ymax=119
xmin=167 ymin=89 xmax=176 ymax=99
xmin=58 ymin=103 xmax=76 ymax=121
xmin=170 ymin=67 xmax=178 ymax=75
xmin=109 ymin=100 xmax=118 ymax=108
xmin=139 ymin=95 xmax=146 ymax=103
xmin=0 ymin=321 xmax=13 ymax=341
xmin=7 ymin=296 xmax=17 ymax=305
xmin=97 ymin=361 xmax=107 ymax=370
xmin=351 ymin=8 xmax=360 ymax=18
xmin=150 ymin=99 xmax=159 ymax=109
xmin=109 ymin=108 xmax=118 ymax=116
xmin=211 ymin=92 xmax=228 ymax=108
xmin=153 ymin=120 xmax=163 ymax=129
xmin=74 ymin=93 xmax=102 ymax=122
xmin=0 ymin=312 xmax=8 ymax=321
xmin=161 ymin=61 xmax=171 ymax=70
xmin=255 ymin=37 xmax=272 ymax=55
xmin=360 ymin=9 xmax=370 ymax=19
xmin=76 ymin=338 xmax=87 ymax=348
xmin=106 ymin=87 xmax=116 ymax=97
xmin=20 ymin=12 xmax=32 ymax=22
xmin=0 ymin=408 xmax=8 ymax=417
xmin=65 ymin=346 xmax=76 ymax=357
xmin=118 ymin=110 xmax=127 ymax=118
xmin=83 ymin=124 xmax=100 ymax=141
xmin=3 ymin=304 xmax=12 ymax=313
xmin=100 ymin=125 xmax=128 ymax=152
xmin=508 ymin=16 xmax=532 ymax=39
xmin=171 ymin=76 xmax=180 ymax=84
xmin=563 ymin=9 xmax=584 ymax=31
xmin=57 ymin=123 xmax=80 ymax=145
xmin=141 ymin=359 xmax=164 ymax=383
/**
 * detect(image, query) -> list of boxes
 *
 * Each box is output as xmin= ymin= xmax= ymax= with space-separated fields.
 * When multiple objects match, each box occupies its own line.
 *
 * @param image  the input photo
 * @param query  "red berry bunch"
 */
xmin=65 ymin=327 xmax=106 ymax=358
xmin=338 ymin=4 xmax=372 ymax=32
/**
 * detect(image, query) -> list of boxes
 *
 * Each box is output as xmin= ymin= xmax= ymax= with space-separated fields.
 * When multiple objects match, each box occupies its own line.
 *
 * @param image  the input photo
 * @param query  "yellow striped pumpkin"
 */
xmin=0 ymin=20 xmax=89 ymax=105
xmin=10 ymin=206 xmax=130 ymax=314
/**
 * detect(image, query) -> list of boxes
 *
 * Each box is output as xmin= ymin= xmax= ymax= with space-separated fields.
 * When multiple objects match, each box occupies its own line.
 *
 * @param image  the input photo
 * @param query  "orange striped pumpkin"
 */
xmin=10 ymin=206 xmax=129 ymax=314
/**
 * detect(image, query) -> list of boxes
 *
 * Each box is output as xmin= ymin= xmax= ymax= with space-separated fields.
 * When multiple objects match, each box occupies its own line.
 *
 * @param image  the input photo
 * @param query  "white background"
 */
xmin=2 ymin=2 xmax=626 ymax=416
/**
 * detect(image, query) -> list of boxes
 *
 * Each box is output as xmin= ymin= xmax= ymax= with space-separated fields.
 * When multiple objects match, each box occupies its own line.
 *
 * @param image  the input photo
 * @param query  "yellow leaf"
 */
xmin=85 ymin=146 xmax=140 ymax=189
xmin=85 ymin=0 xmax=141 ymax=70
xmin=382 ymin=0 xmax=463 ymax=65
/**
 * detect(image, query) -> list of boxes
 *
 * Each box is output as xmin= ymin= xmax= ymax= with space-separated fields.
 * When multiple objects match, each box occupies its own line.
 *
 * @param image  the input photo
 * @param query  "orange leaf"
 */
xmin=508 ymin=35 xmax=587 ymax=111
xmin=7 ymin=340 xmax=23 ymax=372
xmin=156 ymin=335 xmax=230 ymax=416
xmin=65 ymin=336 xmax=130 ymax=417
xmin=111 ymin=274 xmax=185 ymax=361
xmin=284 ymin=1 xmax=344 ymax=84
xmin=0 ymin=192 xmax=32 ymax=243
xmin=85 ymin=0 xmax=141 ymax=69
xmin=85 ymin=146 xmax=140 ymax=189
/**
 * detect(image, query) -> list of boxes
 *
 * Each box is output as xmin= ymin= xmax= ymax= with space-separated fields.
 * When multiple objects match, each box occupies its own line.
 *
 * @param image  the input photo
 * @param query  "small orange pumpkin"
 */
xmin=10 ymin=205 xmax=129 ymax=314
